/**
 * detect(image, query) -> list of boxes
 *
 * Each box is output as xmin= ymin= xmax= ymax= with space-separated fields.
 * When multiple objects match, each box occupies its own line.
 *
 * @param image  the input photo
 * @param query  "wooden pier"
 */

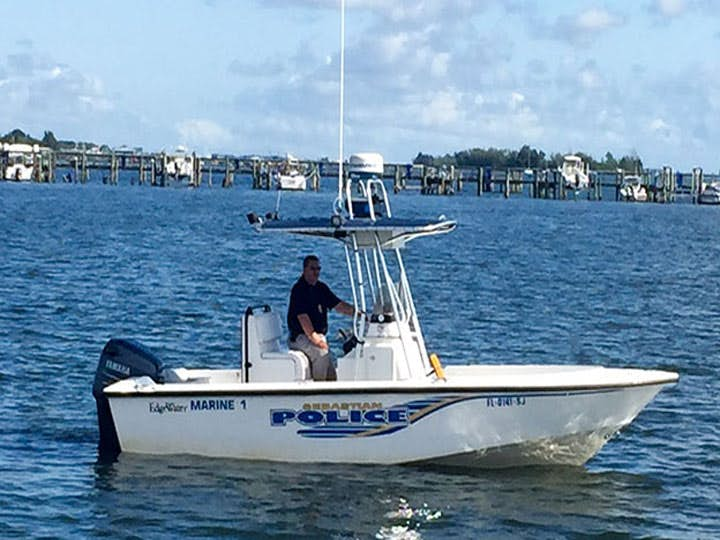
xmin=0 ymin=145 xmax=716 ymax=204
xmin=49 ymin=150 xmax=242 ymax=188
xmin=378 ymin=163 xmax=711 ymax=204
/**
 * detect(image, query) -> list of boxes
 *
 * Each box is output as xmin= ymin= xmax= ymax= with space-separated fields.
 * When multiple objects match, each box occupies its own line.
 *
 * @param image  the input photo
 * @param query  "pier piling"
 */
xmin=691 ymin=167 xmax=703 ymax=203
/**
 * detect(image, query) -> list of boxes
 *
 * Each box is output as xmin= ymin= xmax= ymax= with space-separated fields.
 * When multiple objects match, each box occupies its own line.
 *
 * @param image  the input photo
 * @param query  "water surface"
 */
xmin=0 ymin=178 xmax=718 ymax=538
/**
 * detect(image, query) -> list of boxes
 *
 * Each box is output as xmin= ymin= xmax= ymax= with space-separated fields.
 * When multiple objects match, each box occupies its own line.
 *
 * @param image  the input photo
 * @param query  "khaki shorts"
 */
xmin=289 ymin=334 xmax=337 ymax=381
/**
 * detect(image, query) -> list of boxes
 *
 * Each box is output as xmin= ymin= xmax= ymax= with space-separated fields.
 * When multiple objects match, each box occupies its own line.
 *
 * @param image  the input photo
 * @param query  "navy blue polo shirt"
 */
xmin=287 ymin=277 xmax=341 ymax=340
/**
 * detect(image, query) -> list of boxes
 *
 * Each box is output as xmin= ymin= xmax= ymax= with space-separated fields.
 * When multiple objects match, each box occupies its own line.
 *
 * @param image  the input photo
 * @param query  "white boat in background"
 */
xmin=274 ymin=154 xmax=307 ymax=191
xmin=698 ymin=182 xmax=720 ymax=205
xmin=619 ymin=175 xmax=648 ymax=202
xmin=93 ymin=152 xmax=678 ymax=468
xmin=560 ymin=155 xmax=590 ymax=191
xmin=1 ymin=142 xmax=47 ymax=181
xmin=164 ymin=146 xmax=195 ymax=179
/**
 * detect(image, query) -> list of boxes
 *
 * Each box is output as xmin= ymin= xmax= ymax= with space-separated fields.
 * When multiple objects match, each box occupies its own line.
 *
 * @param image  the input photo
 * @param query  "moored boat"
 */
xmin=274 ymin=154 xmax=307 ymax=191
xmin=164 ymin=146 xmax=195 ymax=181
xmin=619 ymin=175 xmax=648 ymax=202
xmin=698 ymin=182 xmax=720 ymax=205
xmin=1 ymin=142 xmax=49 ymax=181
xmin=560 ymin=155 xmax=590 ymax=191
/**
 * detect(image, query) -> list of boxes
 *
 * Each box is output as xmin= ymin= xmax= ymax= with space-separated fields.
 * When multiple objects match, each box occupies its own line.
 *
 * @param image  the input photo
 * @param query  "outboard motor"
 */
xmin=92 ymin=338 xmax=164 ymax=458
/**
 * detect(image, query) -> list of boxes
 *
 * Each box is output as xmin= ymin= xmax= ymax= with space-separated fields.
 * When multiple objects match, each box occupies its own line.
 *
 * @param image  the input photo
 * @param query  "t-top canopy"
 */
xmin=255 ymin=216 xmax=456 ymax=250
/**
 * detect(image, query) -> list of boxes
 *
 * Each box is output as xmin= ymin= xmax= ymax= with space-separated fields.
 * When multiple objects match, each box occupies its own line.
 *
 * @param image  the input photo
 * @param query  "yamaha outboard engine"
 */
xmin=93 ymin=338 xmax=164 ymax=458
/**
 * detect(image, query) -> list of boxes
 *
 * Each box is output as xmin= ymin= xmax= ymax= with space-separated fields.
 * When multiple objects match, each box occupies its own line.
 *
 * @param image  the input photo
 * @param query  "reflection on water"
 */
xmin=90 ymin=454 xmax=668 ymax=538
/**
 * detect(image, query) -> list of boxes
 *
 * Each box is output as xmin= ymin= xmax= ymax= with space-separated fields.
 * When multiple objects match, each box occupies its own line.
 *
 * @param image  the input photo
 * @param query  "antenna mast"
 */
xmin=336 ymin=0 xmax=346 ymax=210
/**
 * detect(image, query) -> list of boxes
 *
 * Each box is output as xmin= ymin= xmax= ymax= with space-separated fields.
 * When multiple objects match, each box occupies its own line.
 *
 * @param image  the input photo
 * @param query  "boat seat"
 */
xmin=254 ymin=350 xmax=311 ymax=382
xmin=243 ymin=307 xmax=311 ymax=382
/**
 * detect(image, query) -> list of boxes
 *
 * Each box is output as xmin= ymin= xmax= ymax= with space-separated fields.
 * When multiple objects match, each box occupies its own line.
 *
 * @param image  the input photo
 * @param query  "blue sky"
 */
xmin=1 ymin=0 xmax=719 ymax=170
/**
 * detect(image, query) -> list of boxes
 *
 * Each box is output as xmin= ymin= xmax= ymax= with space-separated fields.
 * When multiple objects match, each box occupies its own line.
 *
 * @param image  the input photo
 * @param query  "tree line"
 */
xmin=0 ymin=128 xmax=102 ymax=152
xmin=413 ymin=145 xmax=644 ymax=172
xmin=2 ymin=128 xmax=644 ymax=173
xmin=1 ymin=128 xmax=59 ymax=149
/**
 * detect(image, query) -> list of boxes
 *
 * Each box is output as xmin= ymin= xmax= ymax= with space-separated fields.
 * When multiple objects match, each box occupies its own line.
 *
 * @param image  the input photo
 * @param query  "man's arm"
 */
xmin=334 ymin=301 xmax=360 ymax=317
xmin=297 ymin=313 xmax=328 ymax=350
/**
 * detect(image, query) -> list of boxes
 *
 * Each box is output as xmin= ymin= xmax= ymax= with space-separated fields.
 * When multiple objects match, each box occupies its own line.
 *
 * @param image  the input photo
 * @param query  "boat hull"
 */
xmin=275 ymin=173 xmax=307 ymax=191
xmin=4 ymin=164 xmax=34 ymax=181
xmin=107 ymin=382 xmax=668 ymax=467
xmin=698 ymin=192 xmax=720 ymax=205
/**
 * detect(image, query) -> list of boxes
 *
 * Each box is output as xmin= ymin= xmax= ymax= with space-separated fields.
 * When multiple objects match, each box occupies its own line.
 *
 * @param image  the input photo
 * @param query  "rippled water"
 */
xmin=0 ymin=178 xmax=718 ymax=538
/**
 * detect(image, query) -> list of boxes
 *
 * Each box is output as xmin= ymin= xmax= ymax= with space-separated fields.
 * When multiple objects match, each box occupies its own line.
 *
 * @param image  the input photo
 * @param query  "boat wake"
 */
xmin=416 ymin=428 xmax=619 ymax=469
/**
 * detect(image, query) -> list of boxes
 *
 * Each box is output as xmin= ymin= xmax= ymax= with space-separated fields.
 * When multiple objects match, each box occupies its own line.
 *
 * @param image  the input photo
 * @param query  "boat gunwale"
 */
xmin=104 ymin=375 xmax=678 ymax=398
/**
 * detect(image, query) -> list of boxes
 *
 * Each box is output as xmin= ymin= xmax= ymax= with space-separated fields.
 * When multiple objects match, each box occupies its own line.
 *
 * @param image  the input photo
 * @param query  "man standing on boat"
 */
xmin=287 ymin=255 xmax=356 ymax=381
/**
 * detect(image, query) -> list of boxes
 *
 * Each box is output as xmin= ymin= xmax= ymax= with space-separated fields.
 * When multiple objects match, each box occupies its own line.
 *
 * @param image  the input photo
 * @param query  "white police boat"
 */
xmin=93 ymin=153 xmax=678 ymax=468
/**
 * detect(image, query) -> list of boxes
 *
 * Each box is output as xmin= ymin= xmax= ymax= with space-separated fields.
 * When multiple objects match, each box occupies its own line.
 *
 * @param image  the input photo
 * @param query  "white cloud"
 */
xmin=420 ymin=90 xmax=461 ymax=127
xmin=386 ymin=3 xmax=427 ymax=22
xmin=506 ymin=92 xmax=543 ymax=140
xmin=579 ymin=68 xmax=601 ymax=89
xmin=595 ymin=108 xmax=626 ymax=144
xmin=651 ymin=0 xmax=687 ymax=17
xmin=176 ymin=119 xmax=233 ymax=150
xmin=0 ymin=56 xmax=116 ymax=118
xmin=78 ymin=94 xmax=113 ymax=112
xmin=379 ymin=32 xmax=410 ymax=62
xmin=536 ymin=7 xmax=624 ymax=45
xmin=650 ymin=117 xmax=671 ymax=135
xmin=577 ymin=8 xmax=620 ymax=30
xmin=366 ymin=0 xmax=477 ymax=23
xmin=0 ymin=51 xmax=114 ymax=113
xmin=509 ymin=92 xmax=525 ymax=110
xmin=430 ymin=53 xmax=450 ymax=77
xmin=210 ymin=3 xmax=720 ymax=167
xmin=647 ymin=116 xmax=683 ymax=148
